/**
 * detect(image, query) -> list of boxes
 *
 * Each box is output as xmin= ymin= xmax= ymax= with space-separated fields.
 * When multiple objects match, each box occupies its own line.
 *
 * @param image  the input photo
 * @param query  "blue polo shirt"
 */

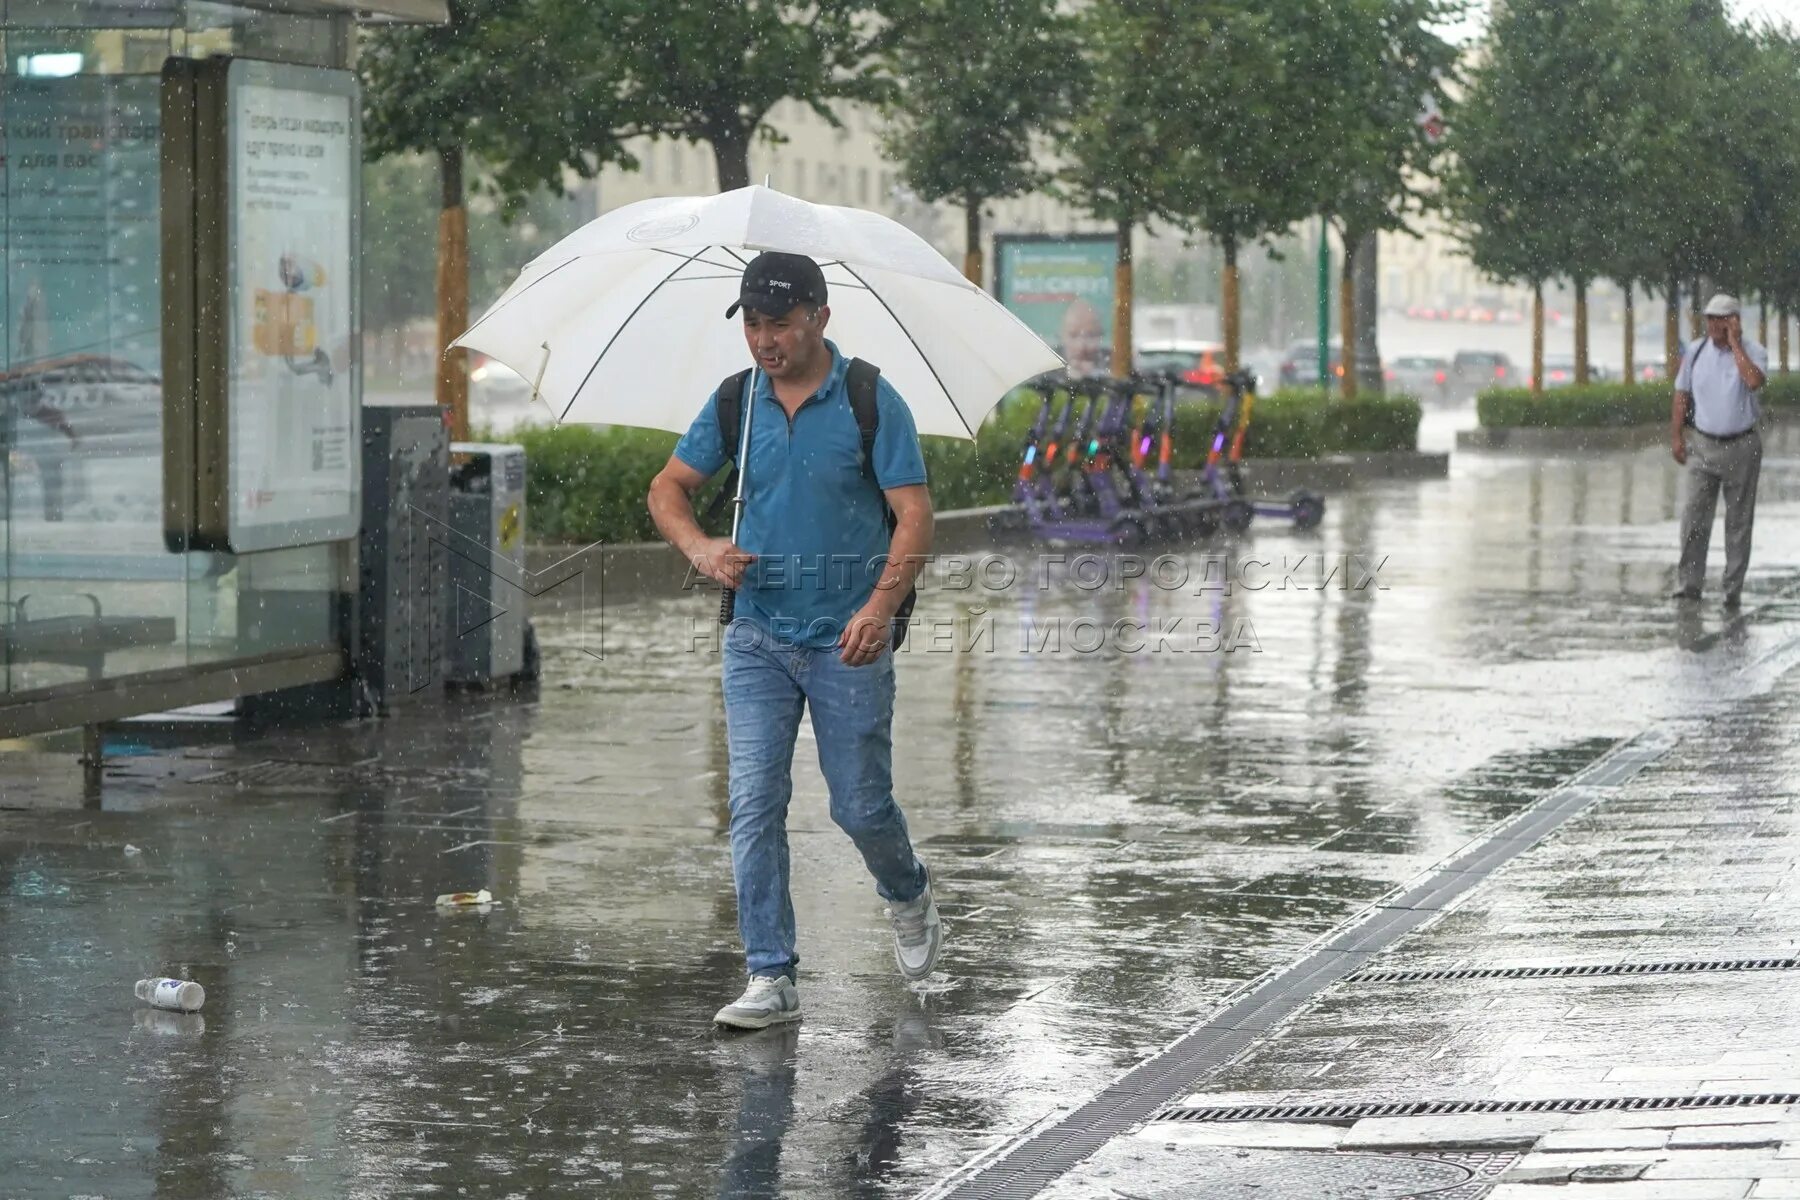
xmin=675 ymin=341 xmax=928 ymax=649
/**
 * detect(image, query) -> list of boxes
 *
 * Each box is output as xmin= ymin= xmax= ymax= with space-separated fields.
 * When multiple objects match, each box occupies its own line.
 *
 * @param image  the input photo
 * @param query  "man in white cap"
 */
xmin=1671 ymin=293 xmax=1766 ymax=608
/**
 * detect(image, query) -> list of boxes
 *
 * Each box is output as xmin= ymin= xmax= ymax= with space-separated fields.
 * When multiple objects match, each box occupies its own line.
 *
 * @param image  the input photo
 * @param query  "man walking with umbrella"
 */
xmin=648 ymin=252 xmax=944 ymax=1029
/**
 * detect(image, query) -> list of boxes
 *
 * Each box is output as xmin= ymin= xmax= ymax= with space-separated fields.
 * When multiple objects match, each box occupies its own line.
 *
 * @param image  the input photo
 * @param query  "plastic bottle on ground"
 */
xmin=135 ymin=977 xmax=205 ymax=1012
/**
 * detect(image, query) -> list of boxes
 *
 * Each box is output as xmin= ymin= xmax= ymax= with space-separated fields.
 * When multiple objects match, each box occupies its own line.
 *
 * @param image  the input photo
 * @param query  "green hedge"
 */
xmin=1478 ymin=372 xmax=1800 ymax=428
xmin=504 ymin=423 xmax=679 ymax=545
xmin=1476 ymin=383 xmax=1670 ymax=429
xmin=1169 ymin=389 xmax=1423 ymax=461
xmin=1762 ymin=374 xmax=1800 ymax=407
xmin=493 ymin=387 xmax=1422 ymax=545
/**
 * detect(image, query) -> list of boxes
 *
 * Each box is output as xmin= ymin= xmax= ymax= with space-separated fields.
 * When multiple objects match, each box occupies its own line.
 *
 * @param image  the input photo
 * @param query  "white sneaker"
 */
xmin=713 ymin=975 xmax=801 ymax=1030
xmin=885 ymin=866 xmax=943 ymax=980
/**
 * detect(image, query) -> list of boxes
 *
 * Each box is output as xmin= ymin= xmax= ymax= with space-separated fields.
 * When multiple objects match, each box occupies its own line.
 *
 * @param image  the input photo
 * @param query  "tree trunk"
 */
xmin=1339 ymin=236 xmax=1357 ymax=399
xmin=1222 ymin=237 xmax=1241 ymax=373
xmin=711 ymin=128 xmax=750 ymax=192
xmin=1531 ymin=281 xmax=1545 ymax=398
xmin=1574 ymin=279 xmax=1589 ymax=385
xmin=1112 ymin=218 xmax=1133 ymax=380
xmin=1760 ymin=295 xmax=1769 ymax=347
xmin=1665 ymin=276 xmax=1681 ymax=383
xmin=1622 ymin=282 xmax=1634 ymax=385
xmin=1783 ymin=308 xmax=1791 ymax=374
xmin=963 ymin=199 xmax=983 ymax=286
xmin=1354 ymin=230 xmax=1381 ymax=394
xmin=1689 ymin=276 xmax=1702 ymax=339
xmin=436 ymin=144 xmax=470 ymax=441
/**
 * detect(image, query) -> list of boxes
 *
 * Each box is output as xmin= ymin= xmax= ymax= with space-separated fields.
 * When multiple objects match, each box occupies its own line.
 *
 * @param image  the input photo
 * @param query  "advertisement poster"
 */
xmin=0 ymin=75 xmax=164 ymax=548
xmin=993 ymin=235 xmax=1116 ymax=378
xmin=226 ymin=60 xmax=359 ymax=553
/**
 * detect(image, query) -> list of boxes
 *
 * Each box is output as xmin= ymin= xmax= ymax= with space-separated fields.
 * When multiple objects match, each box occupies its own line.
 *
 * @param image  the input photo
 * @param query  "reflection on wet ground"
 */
xmin=6 ymin=432 xmax=1800 ymax=1196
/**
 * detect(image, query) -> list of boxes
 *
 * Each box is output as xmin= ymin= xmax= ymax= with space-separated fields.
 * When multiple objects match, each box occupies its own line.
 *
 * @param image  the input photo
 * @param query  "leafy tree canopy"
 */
xmin=880 ymin=0 xmax=1083 ymax=210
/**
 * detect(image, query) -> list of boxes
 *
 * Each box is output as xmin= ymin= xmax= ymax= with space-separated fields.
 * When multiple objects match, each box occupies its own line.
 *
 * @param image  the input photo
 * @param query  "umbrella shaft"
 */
xmin=728 ymin=366 xmax=760 ymax=544
xmin=721 ymin=366 xmax=760 ymax=625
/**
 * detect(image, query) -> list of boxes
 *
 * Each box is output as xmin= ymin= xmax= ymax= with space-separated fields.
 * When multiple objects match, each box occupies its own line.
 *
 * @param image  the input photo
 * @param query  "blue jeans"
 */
xmin=721 ymin=619 xmax=927 ymax=980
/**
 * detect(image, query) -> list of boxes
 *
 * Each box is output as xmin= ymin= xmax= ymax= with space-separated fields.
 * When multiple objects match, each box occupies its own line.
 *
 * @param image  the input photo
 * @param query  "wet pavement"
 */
xmin=7 ymin=428 xmax=1800 ymax=1198
xmin=1036 ymin=659 xmax=1800 ymax=1199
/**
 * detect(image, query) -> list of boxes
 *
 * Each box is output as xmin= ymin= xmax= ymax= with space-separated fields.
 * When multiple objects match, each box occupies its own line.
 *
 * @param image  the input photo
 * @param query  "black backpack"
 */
xmin=1679 ymin=336 xmax=1708 ymax=428
xmin=710 ymin=358 xmax=918 ymax=649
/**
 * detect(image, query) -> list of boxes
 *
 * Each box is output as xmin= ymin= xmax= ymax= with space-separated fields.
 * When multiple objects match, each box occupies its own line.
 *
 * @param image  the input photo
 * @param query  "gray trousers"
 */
xmin=1679 ymin=427 xmax=1762 ymax=598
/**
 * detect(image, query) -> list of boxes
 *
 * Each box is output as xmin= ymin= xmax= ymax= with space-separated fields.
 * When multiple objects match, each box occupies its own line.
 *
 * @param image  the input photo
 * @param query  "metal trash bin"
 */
xmin=355 ymin=404 xmax=451 ymax=711
xmin=445 ymin=442 xmax=531 ymax=685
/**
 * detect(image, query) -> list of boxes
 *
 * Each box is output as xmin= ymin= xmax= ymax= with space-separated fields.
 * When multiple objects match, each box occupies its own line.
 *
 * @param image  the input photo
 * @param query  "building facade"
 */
xmin=589 ymin=99 xmax=1108 ymax=270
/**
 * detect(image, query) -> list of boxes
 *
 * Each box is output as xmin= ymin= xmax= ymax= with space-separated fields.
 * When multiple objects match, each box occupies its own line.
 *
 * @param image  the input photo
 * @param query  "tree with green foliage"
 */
xmin=362 ymin=156 xmax=592 ymax=336
xmin=1444 ymin=0 xmax=1622 ymax=394
xmin=1595 ymin=0 xmax=1748 ymax=380
xmin=1052 ymin=0 xmax=1198 ymax=376
xmin=1724 ymin=28 xmax=1800 ymax=362
xmin=1154 ymin=0 xmax=1346 ymax=373
xmin=1748 ymin=31 xmax=1800 ymax=374
xmin=577 ymin=0 xmax=895 ymax=193
xmin=360 ymin=0 xmax=646 ymax=434
xmin=1314 ymin=0 xmax=1459 ymax=397
xmin=878 ymin=0 xmax=1083 ymax=285
xmin=1057 ymin=0 xmax=1340 ymax=376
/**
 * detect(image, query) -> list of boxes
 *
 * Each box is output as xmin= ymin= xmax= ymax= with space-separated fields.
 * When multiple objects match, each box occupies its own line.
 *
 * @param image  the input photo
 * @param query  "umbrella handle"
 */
xmin=719 ymin=588 xmax=735 ymax=626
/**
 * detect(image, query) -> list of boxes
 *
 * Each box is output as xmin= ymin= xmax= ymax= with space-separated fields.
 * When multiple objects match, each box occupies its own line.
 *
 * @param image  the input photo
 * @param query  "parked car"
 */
xmin=1536 ymin=356 xmax=1613 ymax=389
xmin=1451 ymin=350 xmax=1516 ymax=397
xmin=1 ymin=354 xmax=161 ymax=523
xmin=1385 ymin=354 xmax=1452 ymax=403
xmin=1134 ymin=340 xmax=1227 ymax=389
xmin=469 ymin=352 xmax=538 ymax=414
xmin=1278 ymin=339 xmax=1344 ymax=388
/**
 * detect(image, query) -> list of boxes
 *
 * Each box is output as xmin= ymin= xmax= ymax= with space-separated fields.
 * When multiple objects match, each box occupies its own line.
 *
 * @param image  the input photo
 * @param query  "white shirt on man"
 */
xmin=1676 ymin=336 xmax=1766 ymax=437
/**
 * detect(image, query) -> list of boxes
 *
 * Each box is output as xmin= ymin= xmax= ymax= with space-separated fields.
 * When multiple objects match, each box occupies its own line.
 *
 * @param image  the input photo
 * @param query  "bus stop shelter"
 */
xmin=0 ymin=0 xmax=446 ymax=745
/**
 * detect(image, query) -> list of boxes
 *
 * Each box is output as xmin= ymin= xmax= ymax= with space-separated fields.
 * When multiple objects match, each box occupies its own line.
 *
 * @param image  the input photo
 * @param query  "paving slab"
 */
xmin=1029 ymin=658 xmax=1800 ymax=1196
xmin=11 ymin=434 xmax=1800 ymax=1197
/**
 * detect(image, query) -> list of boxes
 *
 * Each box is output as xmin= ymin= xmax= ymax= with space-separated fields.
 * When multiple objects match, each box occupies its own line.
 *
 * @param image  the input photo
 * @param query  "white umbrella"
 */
xmin=451 ymin=185 xmax=1062 ymax=440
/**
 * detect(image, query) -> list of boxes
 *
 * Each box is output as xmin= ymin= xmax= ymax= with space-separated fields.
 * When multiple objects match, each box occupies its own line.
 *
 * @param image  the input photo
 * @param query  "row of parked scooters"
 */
xmin=990 ymin=370 xmax=1325 ymax=545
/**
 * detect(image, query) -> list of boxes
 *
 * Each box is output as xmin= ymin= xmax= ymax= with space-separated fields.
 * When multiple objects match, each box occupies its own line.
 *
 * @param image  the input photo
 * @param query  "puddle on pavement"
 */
xmin=6 ymin=446 xmax=1800 ymax=1196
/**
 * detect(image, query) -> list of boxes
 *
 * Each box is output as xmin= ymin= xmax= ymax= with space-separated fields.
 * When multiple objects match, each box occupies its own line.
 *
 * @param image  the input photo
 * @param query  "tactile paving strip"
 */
xmin=928 ymin=729 xmax=1677 ymax=1200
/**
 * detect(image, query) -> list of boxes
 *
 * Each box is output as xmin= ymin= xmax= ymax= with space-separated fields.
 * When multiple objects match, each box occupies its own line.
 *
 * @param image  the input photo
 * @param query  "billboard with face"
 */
xmin=993 ymin=235 xmax=1115 ymax=379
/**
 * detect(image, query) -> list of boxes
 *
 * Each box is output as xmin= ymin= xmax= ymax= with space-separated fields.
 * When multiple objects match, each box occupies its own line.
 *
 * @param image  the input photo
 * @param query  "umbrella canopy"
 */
xmin=452 ymin=186 xmax=1062 ymax=439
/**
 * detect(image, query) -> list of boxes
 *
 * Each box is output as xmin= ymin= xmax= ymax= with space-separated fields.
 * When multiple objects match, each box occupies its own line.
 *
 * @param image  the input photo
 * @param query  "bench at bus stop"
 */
xmin=1 ymin=593 xmax=177 ymax=683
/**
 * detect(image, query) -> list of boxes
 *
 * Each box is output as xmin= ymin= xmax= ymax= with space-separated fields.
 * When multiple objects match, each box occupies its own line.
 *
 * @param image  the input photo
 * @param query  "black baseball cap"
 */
xmin=725 ymin=251 xmax=828 ymax=319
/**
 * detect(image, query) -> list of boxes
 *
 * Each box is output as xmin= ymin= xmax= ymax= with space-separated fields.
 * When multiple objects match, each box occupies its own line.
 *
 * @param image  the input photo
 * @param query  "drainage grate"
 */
xmin=928 ymin=730 xmax=1679 ymax=1200
xmin=1349 ymin=957 xmax=1800 ymax=984
xmin=1154 ymin=1092 xmax=1800 ymax=1125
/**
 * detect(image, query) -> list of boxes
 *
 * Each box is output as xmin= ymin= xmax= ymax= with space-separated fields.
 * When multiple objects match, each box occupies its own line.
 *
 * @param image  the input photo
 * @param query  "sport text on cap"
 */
xmin=725 ymin=252 xmax=828 ymax=319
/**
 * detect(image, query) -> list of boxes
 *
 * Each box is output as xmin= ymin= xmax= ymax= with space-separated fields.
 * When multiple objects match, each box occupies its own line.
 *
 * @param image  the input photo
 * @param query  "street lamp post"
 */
xmin=1317 ymin=217 xmax=1330 ymax=388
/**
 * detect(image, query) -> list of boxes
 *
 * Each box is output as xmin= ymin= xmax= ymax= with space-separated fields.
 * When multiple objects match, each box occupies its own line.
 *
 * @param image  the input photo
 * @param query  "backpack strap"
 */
xmin=703 ymin=368 xmax=753 ymax=522
xmin=1680 ymin=337 xmax=1708 ymax=427
xmin=844 ymin=357 xmax=918 ymax=649
xmin=847 ymin=357 xmax=882 ymax=482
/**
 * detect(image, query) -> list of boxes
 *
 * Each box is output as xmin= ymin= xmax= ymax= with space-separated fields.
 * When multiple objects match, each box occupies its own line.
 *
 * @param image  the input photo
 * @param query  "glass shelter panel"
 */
xmin=1 ymin=4 xmax=350 ymax=699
